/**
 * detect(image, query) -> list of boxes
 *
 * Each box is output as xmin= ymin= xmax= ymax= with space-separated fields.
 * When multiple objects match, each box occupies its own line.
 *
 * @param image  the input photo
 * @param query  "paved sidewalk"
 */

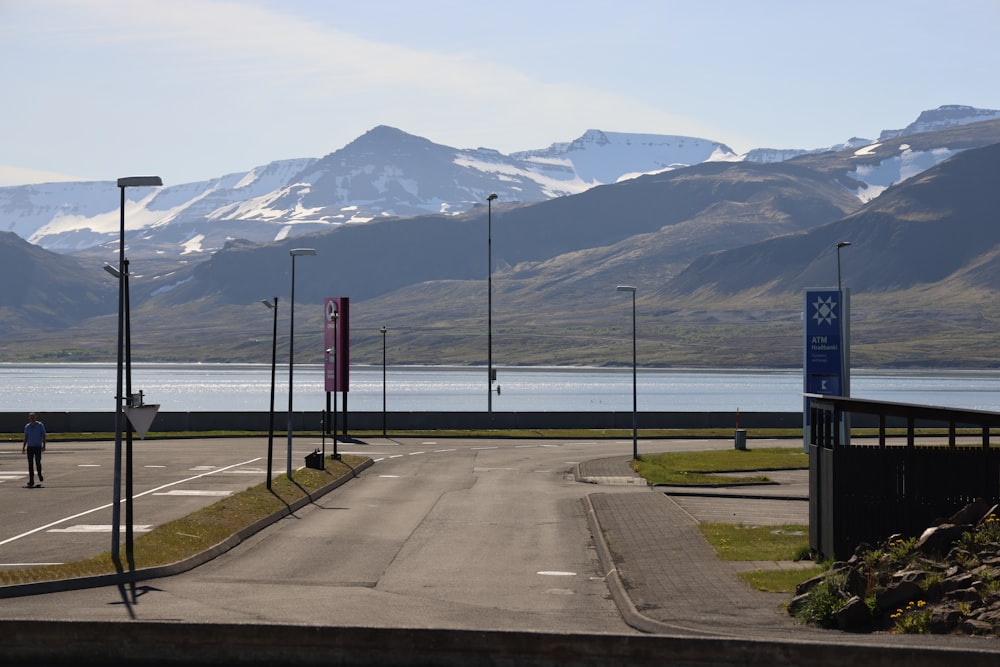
xmin=578 ymin=455 xmax=830 ymax=640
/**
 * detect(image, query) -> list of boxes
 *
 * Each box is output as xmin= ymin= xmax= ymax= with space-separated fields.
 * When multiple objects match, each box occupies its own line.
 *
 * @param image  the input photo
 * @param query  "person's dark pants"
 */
xmin=26 ymin=448 xmax=42 ymax=484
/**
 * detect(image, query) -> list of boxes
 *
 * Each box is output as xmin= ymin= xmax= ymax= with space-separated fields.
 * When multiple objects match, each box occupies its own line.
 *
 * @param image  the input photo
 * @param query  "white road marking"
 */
xmin=471 ymin=446 xmax=498 ymax=450
xmin=77 ymin=464 xmax=101 ymax=468
xmin=537 ymin=571 xmax=576 ymax=576
xmin=0 ymin=457 xmax=261 ymax=548
xmin=153 ymin=490 xmax=231 ymax=497
xmin=408 ymin=451 xmax=425 ymax=456
xmin=49 ymin=524 xmax=153 ymax=533
xmin=0 ymin=562 xmax=63 ymax=567
xmin=433 ymin=448 xmax=456 ymax=453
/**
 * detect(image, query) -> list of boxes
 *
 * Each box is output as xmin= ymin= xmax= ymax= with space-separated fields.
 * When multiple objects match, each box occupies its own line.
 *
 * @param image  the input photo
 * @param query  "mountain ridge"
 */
xmin=4 ymin=106 xmax=1000 ymax=368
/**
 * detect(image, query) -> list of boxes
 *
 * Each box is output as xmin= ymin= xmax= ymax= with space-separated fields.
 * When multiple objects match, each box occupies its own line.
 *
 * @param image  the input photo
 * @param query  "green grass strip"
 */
xmin=632 ymin=446 xmax=807 ymax=485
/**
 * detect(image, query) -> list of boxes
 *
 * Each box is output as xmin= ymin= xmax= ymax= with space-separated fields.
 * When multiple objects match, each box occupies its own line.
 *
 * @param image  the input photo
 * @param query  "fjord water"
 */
xmin=4 ymin=363 xmax=1000 ymax=414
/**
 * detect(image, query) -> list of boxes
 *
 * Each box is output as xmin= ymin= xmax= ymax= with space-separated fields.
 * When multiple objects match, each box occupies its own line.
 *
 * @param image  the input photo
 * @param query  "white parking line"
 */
xmin=0 ymin=457 xmax=261 ymax=548
xmin=48 ymin=525 xmax=153 ymax=533
xmin=153 ymin=490 xmax=231 ymax=497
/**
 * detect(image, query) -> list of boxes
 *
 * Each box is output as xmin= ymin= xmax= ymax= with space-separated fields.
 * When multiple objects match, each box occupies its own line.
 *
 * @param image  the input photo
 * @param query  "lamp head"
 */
xmin=487 ymin=193 xmax=498 ymax=202
xmin=261 ymin=299 xmax=276 ymax=309
xmin=103 ymin=264 xmax=122 ymax=279
xmin=616 ymin=285 xmax=637 ymax=293
xmin=117 ymin=176 xmax=162 ymax=188
xmin=836 ymin=241 xmax=851 ymax=249
xmin=290 ymin=248 xmax=317 ymax=257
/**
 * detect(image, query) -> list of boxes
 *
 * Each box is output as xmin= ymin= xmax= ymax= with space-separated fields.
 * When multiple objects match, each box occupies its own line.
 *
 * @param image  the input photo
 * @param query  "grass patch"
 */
xmin=0 ymin=455 xmax=368 ymax=587
xmin=739 ymin=566 xmax=827 ymax=593
xmin=699 ymin=523 xmax=810 ymax=561
xmin=698 ymin=522 xmax=822 ymax=594
xmin=632 ymin=446 xmax=807 ymax=485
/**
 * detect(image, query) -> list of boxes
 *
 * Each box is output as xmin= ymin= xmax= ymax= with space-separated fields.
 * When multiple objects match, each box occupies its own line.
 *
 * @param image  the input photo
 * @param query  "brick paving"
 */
xmin=579 ymin=455 xmax=829 ymax=640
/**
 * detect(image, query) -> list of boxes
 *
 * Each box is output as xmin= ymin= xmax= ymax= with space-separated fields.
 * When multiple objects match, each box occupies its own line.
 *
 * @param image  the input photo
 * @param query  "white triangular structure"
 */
xmin=125 ymin=404 xmax=160 ymax=439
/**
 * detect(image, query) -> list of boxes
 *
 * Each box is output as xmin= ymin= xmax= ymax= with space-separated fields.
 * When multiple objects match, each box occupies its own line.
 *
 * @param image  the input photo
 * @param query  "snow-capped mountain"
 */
xmin=0 ymin=126 xmax=738 ymax=259
xmin=878 ymin=104 xmax=1000 ymax=140
xmin=1 ymin=106 xmax=998 ymax=261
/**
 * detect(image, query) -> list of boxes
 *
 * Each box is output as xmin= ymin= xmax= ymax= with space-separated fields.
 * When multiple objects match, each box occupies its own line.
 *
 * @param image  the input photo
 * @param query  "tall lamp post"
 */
xmin=487 ymin=193 xmax=498 ymax=413
xmin=836 ymin=241 xmax=851 ymax=293
xmin=262 ymin=297 xmax=278 ymax=490
xmin=380 ymin=325 xmax=388 ymax=435
xmin=617 ymin=285 xmax=638 ymax=460
xmin=287 ymin=248 xmax=316 ymax=477
xmin=111 ymin=176 xmax=162 ymax=580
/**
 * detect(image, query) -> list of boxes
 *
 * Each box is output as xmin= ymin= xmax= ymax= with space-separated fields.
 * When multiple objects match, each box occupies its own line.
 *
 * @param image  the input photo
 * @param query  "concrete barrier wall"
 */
xmin=1 ymin=620 xmax=996 ymax=667
xmin=0 ymin=410 xmax=806 ymax=434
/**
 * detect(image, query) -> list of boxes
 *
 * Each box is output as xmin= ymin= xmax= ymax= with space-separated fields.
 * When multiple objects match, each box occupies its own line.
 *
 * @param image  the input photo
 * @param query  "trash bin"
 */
xmin=305 ymin=449 xmax=324 ymax=470
xmin=734 ymin=429 xmax=747 ymax=451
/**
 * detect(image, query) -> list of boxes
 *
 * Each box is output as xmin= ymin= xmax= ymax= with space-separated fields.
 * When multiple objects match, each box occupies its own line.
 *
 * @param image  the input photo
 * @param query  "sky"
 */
xmin=2 ymin=0 xmax=999 ymax=187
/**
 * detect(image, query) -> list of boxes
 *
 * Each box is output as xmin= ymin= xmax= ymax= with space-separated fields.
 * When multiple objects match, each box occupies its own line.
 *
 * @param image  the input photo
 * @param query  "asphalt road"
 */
xmin=0 ymin=435 xmax=745 ymax=632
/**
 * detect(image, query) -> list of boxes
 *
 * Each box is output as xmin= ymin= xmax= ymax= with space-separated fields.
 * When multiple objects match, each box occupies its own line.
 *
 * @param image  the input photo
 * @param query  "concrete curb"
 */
xmin=0 ymin=458 xmax=374 ymax=599
xmin=655 ymin=487 xmax=809 ymax=501
xmin=582 ymin=492 xmax=699 ymax=636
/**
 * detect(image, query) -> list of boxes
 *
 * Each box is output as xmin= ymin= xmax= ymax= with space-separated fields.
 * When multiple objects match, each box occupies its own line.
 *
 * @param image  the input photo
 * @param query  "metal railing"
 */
xmin=807 ymin=394 xmax=1000 ymax=559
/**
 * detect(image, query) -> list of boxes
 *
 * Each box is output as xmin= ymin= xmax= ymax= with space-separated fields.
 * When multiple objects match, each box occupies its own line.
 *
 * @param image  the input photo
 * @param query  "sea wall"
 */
xmin=1 ymin=410 xmax=828 ymax=434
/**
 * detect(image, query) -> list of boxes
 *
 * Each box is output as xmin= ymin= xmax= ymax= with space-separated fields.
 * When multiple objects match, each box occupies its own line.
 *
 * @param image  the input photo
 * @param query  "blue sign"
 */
xmin=804 ymin=289 xmax=844 ymax=396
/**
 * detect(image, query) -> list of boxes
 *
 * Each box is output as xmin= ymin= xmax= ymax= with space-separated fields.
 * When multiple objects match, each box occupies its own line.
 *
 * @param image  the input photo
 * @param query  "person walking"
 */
xmin=22 ymin=412 xmax=47 ymax=488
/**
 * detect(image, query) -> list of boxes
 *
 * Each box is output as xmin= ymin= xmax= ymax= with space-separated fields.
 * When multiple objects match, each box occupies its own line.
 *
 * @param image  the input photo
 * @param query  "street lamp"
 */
xmin=287 ymin=248 xmax=316 ymax=477
xmin=836 ymin=241 xmax=851 ymax=293
xmin=487 ymin=193 xmax=498 ymax=413
xmin=380 ymin=325 xmax=388 ymax=435
xmin=112 ymin=175 xmax=162 ymax=581
xmin=262 ymin=297 xmax=278 ymax=490
xmin=617 ymin=285 xmax=638 ymax=460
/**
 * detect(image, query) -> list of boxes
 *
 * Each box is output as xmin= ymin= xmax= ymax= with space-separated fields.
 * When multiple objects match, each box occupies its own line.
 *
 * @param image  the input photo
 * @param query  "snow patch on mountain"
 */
xmin=848 ymin=144 xmax=958 ymax=202
xmin=513 ymin=129 xmax=737 ymax=184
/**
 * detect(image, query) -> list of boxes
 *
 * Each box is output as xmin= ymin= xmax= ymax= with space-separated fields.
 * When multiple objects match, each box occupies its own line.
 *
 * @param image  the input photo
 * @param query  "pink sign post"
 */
xmin=324 ymin=297 xmax=350 ymax=450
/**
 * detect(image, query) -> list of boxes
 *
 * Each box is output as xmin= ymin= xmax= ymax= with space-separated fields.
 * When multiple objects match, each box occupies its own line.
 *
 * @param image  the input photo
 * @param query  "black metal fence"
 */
xmin=808 ymin=394 xmax=1000 ymax=560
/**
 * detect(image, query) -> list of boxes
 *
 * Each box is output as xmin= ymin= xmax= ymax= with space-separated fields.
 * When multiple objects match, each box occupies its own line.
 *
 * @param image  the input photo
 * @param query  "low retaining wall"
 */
xmin=0 ymin=411 xmax=805 ymax=434
xmin=2 ymin=620 xmax=997 ymax=667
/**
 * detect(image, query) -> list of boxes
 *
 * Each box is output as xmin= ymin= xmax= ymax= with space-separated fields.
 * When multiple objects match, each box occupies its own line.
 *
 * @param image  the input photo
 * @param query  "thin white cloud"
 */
xmin=6 ymin=0 xmax=718 ymax=182
xmin=0 ymin=165 xmax=94 ymax=187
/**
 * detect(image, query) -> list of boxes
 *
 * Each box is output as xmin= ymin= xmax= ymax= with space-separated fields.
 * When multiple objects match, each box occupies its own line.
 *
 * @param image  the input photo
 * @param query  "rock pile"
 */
xmin=789 ymin=499 xmax=1000 ymax=635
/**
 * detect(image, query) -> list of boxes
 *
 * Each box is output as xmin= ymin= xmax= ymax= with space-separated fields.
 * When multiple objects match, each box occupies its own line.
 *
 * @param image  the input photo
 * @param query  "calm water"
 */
xmin=4 ymin=363 xmax=1000 ymax=414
